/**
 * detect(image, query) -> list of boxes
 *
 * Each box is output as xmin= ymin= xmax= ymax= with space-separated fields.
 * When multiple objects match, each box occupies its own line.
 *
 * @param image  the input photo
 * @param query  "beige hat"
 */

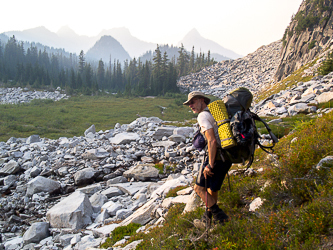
xmin=183 ymin=91 xmax=211 ymax=105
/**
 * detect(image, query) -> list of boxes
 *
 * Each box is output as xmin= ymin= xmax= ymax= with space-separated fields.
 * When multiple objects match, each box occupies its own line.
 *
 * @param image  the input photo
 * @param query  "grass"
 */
xmin=0 ymin=95 xmax=197 ymax=142
xmin=118 ymin=112 xmax=333 ymax=249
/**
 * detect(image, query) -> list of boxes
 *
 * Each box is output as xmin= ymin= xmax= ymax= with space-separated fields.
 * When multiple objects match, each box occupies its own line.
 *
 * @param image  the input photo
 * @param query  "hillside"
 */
xmin=177 ymin=40 xmax=282 ymax=99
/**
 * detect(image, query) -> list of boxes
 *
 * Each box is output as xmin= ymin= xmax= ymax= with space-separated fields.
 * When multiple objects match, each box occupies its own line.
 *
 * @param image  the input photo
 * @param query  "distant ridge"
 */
xmin=97 ymin=27 xmax=156 ymax=58
xmin=179 ymin=28 xmax=242 ymax=60
xmin=2 ymin=26 xmax=240 ymax=63
xmin=86 ymin=35 xmax=131 ymax=63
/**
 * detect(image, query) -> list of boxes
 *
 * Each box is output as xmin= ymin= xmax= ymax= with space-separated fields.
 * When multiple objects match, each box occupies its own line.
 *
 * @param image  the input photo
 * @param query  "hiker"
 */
xmin=184 ymin=91 xmax=232 ymax=228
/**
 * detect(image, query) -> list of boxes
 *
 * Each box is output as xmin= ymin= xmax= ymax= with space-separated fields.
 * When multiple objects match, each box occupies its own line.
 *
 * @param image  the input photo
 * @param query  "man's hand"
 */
xmin=203 ymin=165 xmax=214 ymax=179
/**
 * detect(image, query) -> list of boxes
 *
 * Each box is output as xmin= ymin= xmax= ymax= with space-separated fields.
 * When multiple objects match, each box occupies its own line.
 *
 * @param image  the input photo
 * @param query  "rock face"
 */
xmin=275 ymin=0 xmax=333 ymax=81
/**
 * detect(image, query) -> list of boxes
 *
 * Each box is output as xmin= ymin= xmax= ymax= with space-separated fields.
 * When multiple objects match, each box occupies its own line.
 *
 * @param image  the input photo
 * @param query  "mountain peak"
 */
xmin=56 ymin=26 xmax=78 ymax=37
xmin=188 ymin=28 xmax=201 ymax=36
xmin=182 ymin=28 xmax=202 ymax=41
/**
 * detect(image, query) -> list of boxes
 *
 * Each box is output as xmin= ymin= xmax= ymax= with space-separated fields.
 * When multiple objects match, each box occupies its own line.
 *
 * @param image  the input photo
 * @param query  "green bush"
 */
xmin=261 ymin=112 xmax=333 ymax=206
xmin=100 ymin=223 xmax=141 ymax=248
xmin=154 ymin=163 xmax=164 ymax=174
xmin=308 ymin=40 xmax=316 ymax=49
xmin=165 ymin=186 xmax=188 ymax=198
xmin=318 ymin=52 xmax=333 ymax=75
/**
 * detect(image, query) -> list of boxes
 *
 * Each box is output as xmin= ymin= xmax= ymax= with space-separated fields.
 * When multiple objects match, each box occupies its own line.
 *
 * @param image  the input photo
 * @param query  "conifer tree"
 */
xmin=97 ymin=59 xmax=105 ymax=89
xmin=78 ymin=50 xmax=85 ymax=74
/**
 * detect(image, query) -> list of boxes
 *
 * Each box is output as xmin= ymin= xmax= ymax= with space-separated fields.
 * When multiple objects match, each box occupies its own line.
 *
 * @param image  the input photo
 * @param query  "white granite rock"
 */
xmin=46 ymin=191 xmax=93 ymax=229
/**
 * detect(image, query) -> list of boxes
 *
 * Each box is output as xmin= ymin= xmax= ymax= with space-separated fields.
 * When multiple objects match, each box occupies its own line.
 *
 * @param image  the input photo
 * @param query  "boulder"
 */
xmin=26 ymin=176 xmax=61 ymax=196
xmin=100 ymin=186 xmax=124 ymax=198
xmin=315 ymin=91 xmax=333 ymax=103
xmin=151 ymin=176 xmax=188 ymax=198
xmin=109 ymin=132 xmax=140 ymax=145
xmin=168 ymin=134 xmax=186 ymax=143
xmin=123 ymin=164 xmax=159 ymax=181
xmin=106 ymin=176 xmax=128 ymax=185
xmin=119 ymin=198 xmax=159 ymax=226
xmin=26 ymin=135 xmax=41 ymax=144
xmin=102 ymin=201 xmax=123 ymax=216
xmin=249 ymin=197 xmax=264 ymax=212
xmin=183 ymin=191 xmax=202 ymax=213
xmin=173 ymin=127 xmax=194 ymax=137
xmin=77 ymin=183 xmax=102 ymax=196
xmin=46 ymin=191 xmax=93 ymax=229
xmin=110 ymin=182 xmax=152 ymax=196
xmin=73 ymin=168 xmax=97 ymax=186
xmin=82 ymin=148 xmax=109 ymax=160
xmin=0 ymin=160 xmax=21 ymax=175
xmin=3 ymin=237 xmax=23 ymax=250
xmin=92 ymin=223 xmax=119 ymax=237
xmin=84 ymin=124 xmax=96 ymax=136
xmin=22 ymin=222 xmax=49 ymax=244
xmin=288 ymin=103 xmax=310 ymax=115
xmin=3 ymin=175 xmax=17 ymax=187
xmin=153 ymin=127 xmax=175 ymax=140
xmin=151 ymin=141 xmax=176 ymax=147
xmin=73 ymin=235 xmax=102 ymax=250
xmin=89 ymin=193 xmax=108 ymax=208
xmin=116 ymin=209 xmax=133 ymax=220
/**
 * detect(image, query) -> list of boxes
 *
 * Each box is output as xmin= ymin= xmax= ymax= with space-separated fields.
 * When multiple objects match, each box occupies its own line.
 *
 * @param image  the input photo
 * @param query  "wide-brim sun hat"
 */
xmin=183 ymin=91 xmax=211 ymax=105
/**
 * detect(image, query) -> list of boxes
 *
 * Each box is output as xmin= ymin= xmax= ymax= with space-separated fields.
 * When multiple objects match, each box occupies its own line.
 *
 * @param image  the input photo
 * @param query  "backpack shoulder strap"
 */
xmin=251 ymin=112 xmax=279 ymax=144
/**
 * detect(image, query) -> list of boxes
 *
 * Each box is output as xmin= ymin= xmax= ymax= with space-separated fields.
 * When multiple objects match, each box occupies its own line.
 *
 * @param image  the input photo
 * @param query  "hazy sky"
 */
xmin=1 ymin=0 xmax=303 ymax=56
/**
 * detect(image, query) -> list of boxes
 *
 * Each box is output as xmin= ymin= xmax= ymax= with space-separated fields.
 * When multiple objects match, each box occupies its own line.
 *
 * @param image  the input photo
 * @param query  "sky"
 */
xmin=1 ymin=0 xmax=303 ymax=56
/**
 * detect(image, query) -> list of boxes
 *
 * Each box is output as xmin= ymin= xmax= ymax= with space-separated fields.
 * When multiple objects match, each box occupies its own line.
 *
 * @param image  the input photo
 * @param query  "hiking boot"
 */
xmin=193 ymin=210 xmax=212 ymax=230
xmin=210 ymin=204 xmax=229 ymax=225
xmin=212 ymin=209 xmax=229 ymax=224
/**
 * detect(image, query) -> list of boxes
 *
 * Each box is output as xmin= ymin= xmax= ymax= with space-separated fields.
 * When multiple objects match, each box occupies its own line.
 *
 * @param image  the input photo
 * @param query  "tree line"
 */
xmin=0 ymin=36 xmax=216 ymax=96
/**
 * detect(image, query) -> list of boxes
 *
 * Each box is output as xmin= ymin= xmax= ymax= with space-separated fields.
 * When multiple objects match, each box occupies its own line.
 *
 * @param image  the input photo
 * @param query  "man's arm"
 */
xmin=203 ymin=128 xmax=217 ymax=178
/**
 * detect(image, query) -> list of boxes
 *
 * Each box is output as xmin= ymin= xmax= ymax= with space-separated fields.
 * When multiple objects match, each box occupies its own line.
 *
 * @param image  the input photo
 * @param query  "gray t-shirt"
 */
xmin=197 ymin=108 xmax=221 ymax=145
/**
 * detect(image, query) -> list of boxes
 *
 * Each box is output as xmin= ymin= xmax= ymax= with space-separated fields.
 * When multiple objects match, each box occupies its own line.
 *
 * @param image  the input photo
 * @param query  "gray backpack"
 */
xmin=223 ymin=87 xmax=279 ymax=167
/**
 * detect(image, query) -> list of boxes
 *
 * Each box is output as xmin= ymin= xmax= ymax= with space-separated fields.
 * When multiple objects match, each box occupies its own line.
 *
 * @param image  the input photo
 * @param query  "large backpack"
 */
xmin=212 ymin=87 xmax=279 ymax=168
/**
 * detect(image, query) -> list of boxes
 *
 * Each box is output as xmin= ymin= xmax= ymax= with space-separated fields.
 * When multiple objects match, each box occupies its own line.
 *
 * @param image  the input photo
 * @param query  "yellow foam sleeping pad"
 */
xmin=208 ymin=100 xmax=237 ymax=149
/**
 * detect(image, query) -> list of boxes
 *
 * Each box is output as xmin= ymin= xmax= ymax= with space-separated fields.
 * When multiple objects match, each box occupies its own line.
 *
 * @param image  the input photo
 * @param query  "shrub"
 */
xmin=308 ymin=40 xmax=316 ymax=49
xmin=318 ymin=52 xmax=333 ymax=75
xmin=154 ymin=163 xmax=164 ymax=174
xmin=165 ymin=186 xmax=188 ymax=198
xmin=261 ymin=112 xmax=333 ymax=206
xmin=100 ymin=223 xmax=141 ymax=248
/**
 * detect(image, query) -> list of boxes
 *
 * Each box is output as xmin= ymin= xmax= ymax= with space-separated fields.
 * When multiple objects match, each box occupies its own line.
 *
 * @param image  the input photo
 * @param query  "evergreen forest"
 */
xmin=0 ymin=36 xmax=216 ymax=96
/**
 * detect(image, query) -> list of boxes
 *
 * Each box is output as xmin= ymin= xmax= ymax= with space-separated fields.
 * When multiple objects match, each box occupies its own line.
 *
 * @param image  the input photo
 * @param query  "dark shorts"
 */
xmin=196 ymin=156 xmax=232 ymax=192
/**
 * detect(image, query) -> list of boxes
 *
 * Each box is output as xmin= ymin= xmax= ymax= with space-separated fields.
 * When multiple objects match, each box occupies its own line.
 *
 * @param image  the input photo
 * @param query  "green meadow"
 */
xmin=0 ymin=94 xmax=196 ymax=142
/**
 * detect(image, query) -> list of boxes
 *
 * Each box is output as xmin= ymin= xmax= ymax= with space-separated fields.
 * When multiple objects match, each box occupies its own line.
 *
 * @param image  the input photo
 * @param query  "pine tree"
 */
xmin=97 ymin=59 xmax=105 ymax=89
xmin=152 ymin=45 xmax=162 ymax=95
xmin=189 ymin=46 xmax=195 ymax=72
xmin=78 ymin=50 xmax=85 ymax=74
xmin=85 ymin=63 xmax=93 ymax=89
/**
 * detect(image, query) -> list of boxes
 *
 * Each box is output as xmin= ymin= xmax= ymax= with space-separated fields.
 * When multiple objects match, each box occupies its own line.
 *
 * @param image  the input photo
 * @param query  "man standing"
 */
xmin=183 ymin=91 xmax=232 ymax=228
